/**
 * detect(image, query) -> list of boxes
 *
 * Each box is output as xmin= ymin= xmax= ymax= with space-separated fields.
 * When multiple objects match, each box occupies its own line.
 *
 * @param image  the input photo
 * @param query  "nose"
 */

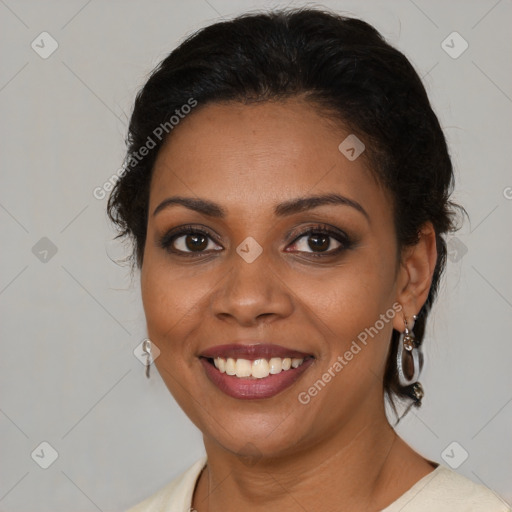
xmin=210 ymin=248 xmax=294 ymax=327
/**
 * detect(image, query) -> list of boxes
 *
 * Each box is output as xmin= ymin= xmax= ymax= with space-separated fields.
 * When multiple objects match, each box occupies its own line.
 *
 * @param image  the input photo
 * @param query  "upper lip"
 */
xmin=200 ymin=343 xmax=313 ymax=360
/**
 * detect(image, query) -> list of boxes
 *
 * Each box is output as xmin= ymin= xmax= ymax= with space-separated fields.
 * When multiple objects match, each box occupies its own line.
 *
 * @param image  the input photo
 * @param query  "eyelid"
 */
xmin=157 ymin=224 xmax=223 ymax=256
xmin=287 ymin=223 xmax=350 ymax=242
xmin=157 ymin=222 xmax=353 ymax=257
xmin=286 ymin=223 xmax=352 ymax=255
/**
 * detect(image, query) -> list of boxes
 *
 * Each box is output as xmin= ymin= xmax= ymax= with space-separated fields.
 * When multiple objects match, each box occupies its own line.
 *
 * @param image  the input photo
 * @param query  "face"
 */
xmin=141 ymin=98 xmax=406 ymax=460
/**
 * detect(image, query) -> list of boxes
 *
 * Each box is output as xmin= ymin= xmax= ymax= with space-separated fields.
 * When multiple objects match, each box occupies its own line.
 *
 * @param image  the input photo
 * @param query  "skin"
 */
xmin=140 ymin=97 xmax=438 ymax=511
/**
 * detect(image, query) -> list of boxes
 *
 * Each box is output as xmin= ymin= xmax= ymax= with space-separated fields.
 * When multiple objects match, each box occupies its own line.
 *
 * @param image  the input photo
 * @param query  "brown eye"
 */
xmin=307 ymin=233 xmax=332 ymax=252
xmin=183 ymin=233 xmax=208 ymax=251
xmin=172 ymin=232 xmax=220 ymax=253
xmin=292 ymin=231 xmax=342 ymax=254
xmin=158 ymin=226 xmax=223 ymax=255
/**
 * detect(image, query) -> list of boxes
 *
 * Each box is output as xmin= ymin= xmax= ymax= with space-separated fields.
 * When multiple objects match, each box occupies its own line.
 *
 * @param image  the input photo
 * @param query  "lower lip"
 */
xmin=200 ymin=358 xmax=314 ymax=400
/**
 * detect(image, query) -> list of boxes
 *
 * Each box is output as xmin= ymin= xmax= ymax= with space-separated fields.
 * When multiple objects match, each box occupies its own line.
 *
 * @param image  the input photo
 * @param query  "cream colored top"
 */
xmin=127 ymin=456 xmax=511 ymax=512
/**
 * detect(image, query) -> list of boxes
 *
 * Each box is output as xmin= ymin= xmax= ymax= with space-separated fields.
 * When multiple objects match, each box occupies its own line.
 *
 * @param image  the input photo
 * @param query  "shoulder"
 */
xmin=382 ymin=464 xmax=511 ymax=512
xmin=126 ymin=456 xmax=207 ymax=512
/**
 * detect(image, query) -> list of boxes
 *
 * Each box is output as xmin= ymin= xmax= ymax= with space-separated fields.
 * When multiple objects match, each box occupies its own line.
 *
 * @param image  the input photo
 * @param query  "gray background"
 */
xmin=0 ymin=0 xmax=511 ymax=510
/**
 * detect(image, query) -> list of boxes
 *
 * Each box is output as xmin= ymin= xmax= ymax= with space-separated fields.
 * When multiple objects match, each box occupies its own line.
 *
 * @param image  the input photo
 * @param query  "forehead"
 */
xmin=149 ymin=99 xmax=389 ymax=219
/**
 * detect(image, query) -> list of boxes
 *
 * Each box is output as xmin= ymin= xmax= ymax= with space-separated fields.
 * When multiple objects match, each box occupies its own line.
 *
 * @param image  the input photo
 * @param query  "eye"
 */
xmin=158 ymin=223 xmax=353 ymax=258
xmin=287 ymin=225 xmax=351 ymax=257
xmin=173 ymin=233 xmax=220 ymax=253
xmin=291 ymin=232 xmax=340 ymax=253
xmin=158 ymin=225 xmax=222 ymax=256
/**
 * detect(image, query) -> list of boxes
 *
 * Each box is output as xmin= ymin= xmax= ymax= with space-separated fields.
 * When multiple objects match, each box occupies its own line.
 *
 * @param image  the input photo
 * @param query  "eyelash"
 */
xmin=157 ymin=223 xmax=353 ymax=259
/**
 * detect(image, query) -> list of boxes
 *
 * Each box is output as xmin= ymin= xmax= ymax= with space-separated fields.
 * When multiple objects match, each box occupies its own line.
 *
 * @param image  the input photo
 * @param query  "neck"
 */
xmin=193 ymin=402 xmax=409 ymax=512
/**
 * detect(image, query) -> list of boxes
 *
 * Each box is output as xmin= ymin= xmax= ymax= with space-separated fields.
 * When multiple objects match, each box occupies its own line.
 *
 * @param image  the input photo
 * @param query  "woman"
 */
xmin=108 ymin=8 xmax=510 ymax=512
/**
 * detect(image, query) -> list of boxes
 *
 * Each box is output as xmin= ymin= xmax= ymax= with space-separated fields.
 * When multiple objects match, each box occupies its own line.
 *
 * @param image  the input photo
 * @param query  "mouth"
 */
xmin=199 ymin=343 xmax=315 ymax=400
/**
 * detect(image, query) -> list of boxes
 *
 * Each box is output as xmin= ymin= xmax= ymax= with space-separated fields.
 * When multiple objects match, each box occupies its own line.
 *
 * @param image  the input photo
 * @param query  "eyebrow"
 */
xmin=153 ymin=193 xmax=370 ymax=222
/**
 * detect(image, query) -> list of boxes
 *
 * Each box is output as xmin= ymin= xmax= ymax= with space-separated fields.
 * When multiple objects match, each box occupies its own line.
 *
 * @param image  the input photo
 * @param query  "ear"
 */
xmin=393 ymin=222 xmax=438 ymax=332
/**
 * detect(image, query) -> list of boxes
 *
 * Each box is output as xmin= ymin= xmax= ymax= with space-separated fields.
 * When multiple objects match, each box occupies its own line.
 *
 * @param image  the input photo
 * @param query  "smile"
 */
xmin=199 ymin=343 xmax=315 ymax=399
xmin=213 ymin=356 xmax=308 ymax=378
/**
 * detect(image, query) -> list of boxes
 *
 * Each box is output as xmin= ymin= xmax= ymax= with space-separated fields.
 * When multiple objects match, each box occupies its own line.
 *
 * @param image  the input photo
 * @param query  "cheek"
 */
xmin=291 ymin=249 xmax=395 ymax=331
xmin=140 ymin=258 xmax=202 ymax=411
xmin=140 ymin=249 xmax=225 ymax=374
xmin=290 ymin=252 xmax=397 ymax=392
xmin=141 ymin=235 xmax=200 ymax=312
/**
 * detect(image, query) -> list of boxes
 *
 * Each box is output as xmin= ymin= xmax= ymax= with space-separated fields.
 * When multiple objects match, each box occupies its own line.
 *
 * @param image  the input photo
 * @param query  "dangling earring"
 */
xmin=142 ymin=338 xmax=152 ymax=379
xmin=396 ymin=313 xmax=424 ymax=401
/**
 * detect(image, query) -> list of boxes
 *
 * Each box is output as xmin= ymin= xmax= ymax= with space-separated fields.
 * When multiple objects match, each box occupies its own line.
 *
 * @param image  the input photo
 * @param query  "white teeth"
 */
xmin=214 ymin=357 xmax=226 ymax=373
xmin=225 ymin=357 xmax=236 ymax=375
xmin=235 ymin=359 xmax=252 ymax=378
xmin=252 ymin=359 xmax=270 ymax=379
xmin=269 ymin=357 xmax=282 ymax=374
xmin=212 ymin=356 xmax=305 ymax=378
